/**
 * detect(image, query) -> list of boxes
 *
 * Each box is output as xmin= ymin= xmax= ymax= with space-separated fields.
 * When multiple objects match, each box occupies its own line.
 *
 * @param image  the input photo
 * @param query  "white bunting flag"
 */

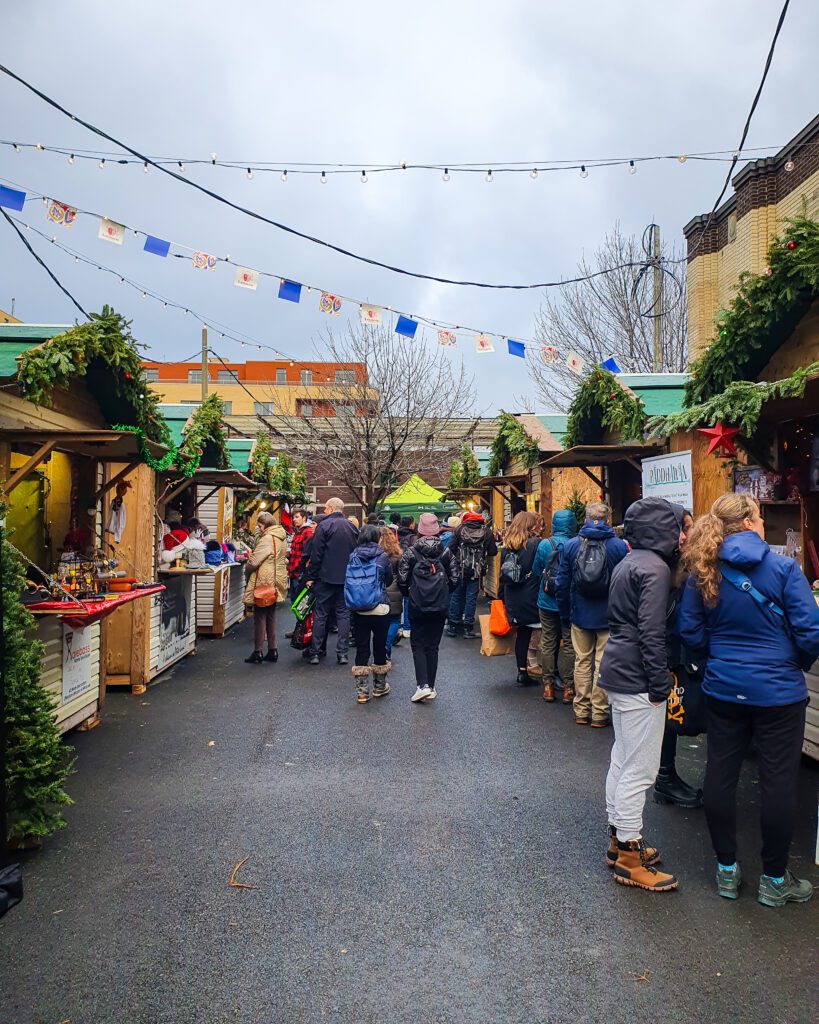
xmin=46 ymin=200 xmax=76 ymax=227
xmin=437 ymin=330 xmax=457 ymax=347
xmin=474 ymin=334 xmax=494 ymax=354
xmin=359 ymin=303 xmax=382 ymax=325
xmin=234 ymin=267 xmax=258 ymax=290
xmin=566 ymin=350 xmax=585 ymax=375
xmin=192 ymin=251 xmax=217 ymax=271
xmin=98 ymin=218 xmax=125 ymax=245
xmin=541 ymin=345 xmax=555 ymax=364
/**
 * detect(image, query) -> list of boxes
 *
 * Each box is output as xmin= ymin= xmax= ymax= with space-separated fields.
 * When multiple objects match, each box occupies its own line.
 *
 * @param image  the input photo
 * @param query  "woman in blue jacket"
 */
xmin=679 ymin=493 xmax=819 ymax=907
xmin=532 ymin=509 xmax=577 ymax=703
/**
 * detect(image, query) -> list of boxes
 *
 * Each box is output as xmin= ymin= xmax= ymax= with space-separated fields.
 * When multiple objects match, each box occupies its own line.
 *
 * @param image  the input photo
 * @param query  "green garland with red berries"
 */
xmin=563 ymin=369 xmax=645 ymax=448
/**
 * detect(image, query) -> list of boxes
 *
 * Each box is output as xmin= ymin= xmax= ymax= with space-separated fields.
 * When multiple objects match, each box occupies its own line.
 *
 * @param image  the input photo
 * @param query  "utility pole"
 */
xmin=651 ymin=224 xmax=663 ymax=373
xmin=201 ymin=326 xmax=208 ymax=402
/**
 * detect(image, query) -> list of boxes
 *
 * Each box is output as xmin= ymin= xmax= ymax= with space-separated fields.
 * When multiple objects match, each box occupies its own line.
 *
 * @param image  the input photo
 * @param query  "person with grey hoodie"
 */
xmin=598 ymin=496 xmax=685 ymax=893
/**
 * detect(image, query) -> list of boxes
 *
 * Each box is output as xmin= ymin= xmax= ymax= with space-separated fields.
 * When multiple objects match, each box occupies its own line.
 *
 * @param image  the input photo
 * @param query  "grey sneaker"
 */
xmin=757 ymin=870 xmax=814 ymax=908
xmin=716 ymin=863 xmax=742 ymax=900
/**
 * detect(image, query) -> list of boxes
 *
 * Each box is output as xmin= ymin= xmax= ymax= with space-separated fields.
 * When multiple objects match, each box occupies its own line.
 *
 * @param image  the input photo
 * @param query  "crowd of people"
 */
xmin=241 ymin=493 xmax=819 ymax=908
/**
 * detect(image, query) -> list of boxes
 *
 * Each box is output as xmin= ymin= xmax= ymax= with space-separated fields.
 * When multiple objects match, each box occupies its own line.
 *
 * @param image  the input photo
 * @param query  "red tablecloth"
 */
xmin=26 ymin=585 xmax=165 ymax=628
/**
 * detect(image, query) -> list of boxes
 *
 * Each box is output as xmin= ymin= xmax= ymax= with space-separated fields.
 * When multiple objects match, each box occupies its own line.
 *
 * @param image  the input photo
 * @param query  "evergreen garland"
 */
xmin=564 ymin=488 xmax=587 ymax=532
xmin=17 ymin=307 xmax=171 ymax=447
xmin=487 ymin=412 xmax=540 ymax=476
xmin=686 ymin=216 xmax=819 ymax=405
xmin=249 ymin=429 xmax=273 ymax=484
xmin=648 ymin=361 xmax=819 ymax=439
xmin=183 ymin=395 xmax=230 ymax=470
xmin=448 ymin=444 xmax=482 ymax=490
xmin=2 ymin=522 xmax=74 ymax=843
xmin=563 ymin=368 xmax=645 ymax=448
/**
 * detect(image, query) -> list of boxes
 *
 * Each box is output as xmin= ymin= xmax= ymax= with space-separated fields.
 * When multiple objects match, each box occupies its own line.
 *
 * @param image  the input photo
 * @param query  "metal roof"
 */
xmin=0 ymin=324 xmax=71 ymax=377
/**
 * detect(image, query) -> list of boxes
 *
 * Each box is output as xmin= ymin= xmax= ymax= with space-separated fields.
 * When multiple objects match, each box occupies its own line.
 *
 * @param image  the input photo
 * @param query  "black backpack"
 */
xmin=409 ymin=552 xmax=450 ymax=613
xmin=540 ymin=539 xmax=562 ymax=596
xmin=572 ymin=537 xmax=610 ymax=599
xmin=499 ymin=548 xmax=523 ymax=586
xmin=458 ymin=527 xmax=486 ymax=581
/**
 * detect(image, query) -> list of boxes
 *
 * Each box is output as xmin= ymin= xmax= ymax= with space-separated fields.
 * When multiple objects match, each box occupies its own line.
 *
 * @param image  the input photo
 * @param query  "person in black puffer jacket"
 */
xmin=598 ymin=496 xmax=685 ymax=894
xmin=398 ymin=513 xmax=459 ymax=704
xmin=499 ymin=511 xmax=543 ymax=687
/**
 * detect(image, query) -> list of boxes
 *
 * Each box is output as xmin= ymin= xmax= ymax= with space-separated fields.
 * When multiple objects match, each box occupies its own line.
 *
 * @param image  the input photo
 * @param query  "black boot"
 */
xmin=445 ymin=622 xmax=458 ymax=638
xmin=463 ymin=622 xmax=478 ymax=639
xmin=516 ymin=668 xmax=535 ymax=687
xmin=244 ymin=650 xmax=264 ymax=664
xmin=264 ymin=648 xmax=278 ymax=663
xmin=654 ymin=766 xmax=703 ymax=808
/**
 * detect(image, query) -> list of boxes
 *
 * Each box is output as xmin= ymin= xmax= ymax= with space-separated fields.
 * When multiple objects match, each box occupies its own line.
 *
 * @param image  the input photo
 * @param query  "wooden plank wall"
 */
xmin=38 ymin=616 xmax=101 ymax=733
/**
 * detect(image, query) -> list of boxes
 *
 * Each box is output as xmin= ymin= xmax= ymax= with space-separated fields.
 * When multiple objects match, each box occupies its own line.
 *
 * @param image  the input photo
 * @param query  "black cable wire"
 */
xmin=0 ymin=62 xmax=651 ymax=291
xmin=0 ymin=208 xmax=89 ymax=319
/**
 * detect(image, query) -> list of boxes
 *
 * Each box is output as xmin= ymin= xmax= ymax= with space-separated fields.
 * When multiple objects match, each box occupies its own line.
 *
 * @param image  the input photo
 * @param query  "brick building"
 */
xmin=684 ymin=113 xmax=819 ymax=358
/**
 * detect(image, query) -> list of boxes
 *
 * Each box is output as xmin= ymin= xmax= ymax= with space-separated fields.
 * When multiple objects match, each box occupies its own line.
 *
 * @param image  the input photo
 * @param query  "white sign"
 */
xmin=566 ymin=350 xmax=585 ymax=375
xmin=156 ymin=574 xmax=194 ymax=670
xmin=98 ymin=218 xmax=125 ymax=245
xmin=62 ymin=624 xmax=93 ymax=705
xmin=642 ymin=450 xmax=694 ymax=510
xmin=359 ymin=304 xmax=382 ymax=325
xmin=234 ymin=267 xmax=258 ymax=290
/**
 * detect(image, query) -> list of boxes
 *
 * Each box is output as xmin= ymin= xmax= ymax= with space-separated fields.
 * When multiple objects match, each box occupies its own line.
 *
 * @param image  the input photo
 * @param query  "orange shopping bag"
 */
xmin=489 ymin=599 xmax=511 ymax=636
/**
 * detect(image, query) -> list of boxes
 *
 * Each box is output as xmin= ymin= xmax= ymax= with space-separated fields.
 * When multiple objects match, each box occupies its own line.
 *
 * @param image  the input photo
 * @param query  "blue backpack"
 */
xmin=344 ymin=552 xmax=383 ymax=611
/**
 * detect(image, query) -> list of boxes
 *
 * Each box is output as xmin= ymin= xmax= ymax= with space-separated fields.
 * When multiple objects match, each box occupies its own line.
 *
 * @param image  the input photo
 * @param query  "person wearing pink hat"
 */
xmin=397 ymin=513 xmax=460 ymax=703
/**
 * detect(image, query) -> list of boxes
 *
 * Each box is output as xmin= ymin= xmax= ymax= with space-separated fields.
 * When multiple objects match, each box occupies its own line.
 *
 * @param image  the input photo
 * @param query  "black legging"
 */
xmin=515 ymin=625 xmax=533 ymax=670
xmin=660 ymin=727 xmax=677 ymax=769
xmin=409 ymin=611 xmax=447 ymax=689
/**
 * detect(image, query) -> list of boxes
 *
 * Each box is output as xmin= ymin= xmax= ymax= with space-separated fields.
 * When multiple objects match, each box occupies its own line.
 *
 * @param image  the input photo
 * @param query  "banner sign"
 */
xmin=156 ymin=575 xmax=194 ymax=671
xmin=641 ymin=450 xmax=693 ymax=510
xmin=62 ymin=624 xmax=93 ymax=705
xmin=98 ymin=218 xmax=125 ymax=244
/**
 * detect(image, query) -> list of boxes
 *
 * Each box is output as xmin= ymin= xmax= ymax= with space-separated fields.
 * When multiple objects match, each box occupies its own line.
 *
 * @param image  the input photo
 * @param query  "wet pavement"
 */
xmin=2 ymin=608 xmax=817 ymax=1023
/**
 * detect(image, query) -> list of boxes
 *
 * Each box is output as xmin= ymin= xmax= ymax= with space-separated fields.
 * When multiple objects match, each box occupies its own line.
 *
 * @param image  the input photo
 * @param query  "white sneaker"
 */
xmin=403 ymin=629 xmax=411 ymax=639
xmin=425 ymin=688 xmax=437 ymax=701
xmin=411 ymin=685 xmax=433 ymax=702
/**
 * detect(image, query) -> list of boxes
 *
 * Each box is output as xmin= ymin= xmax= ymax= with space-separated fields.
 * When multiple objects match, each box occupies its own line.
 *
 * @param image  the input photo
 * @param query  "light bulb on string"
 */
xmin=177 ymin=161 xmax=185 ymax=173
xmin=98 ymin=159 xmax=106 ymax=170
xmin=68 ymin=153 xmax=75 ymax=165
xmin=360 ymin=170 xmax=368 ymax=184
xmin=442 ymin=168 xmax=450 ymax=182
xmin=210 ymin=153 xmax=217 ymax=164
xmin=580 ymin=165 xmax=588 ymax=178
xmin=35 ymin=143 xmax=44 ymax=151
xmin=141 ymin=292 xmax=147 ymax=299
xmin=320 ymin=171 xmax=327 ymax=184
xmin=12 ymin=143 xmax=19 ymax=153
xmin=74 ymin=256 xmax=79 ymax=263
xmin=530 ymin=168 xmax=538 ymax=179
xmin=143 ymin=161 xmax=149 ymax=173
xmin=485 ymin=169 xmax=493 ymax=183
xmin=628 ymin=160 xmax=636 ymax=174
xmin=280 ymin=169 xmax=288 ymax=182
xmin=785 ymin=159 xmax=795 ymax=172
xmin=246 ymin=167 xmax=253 ymax=180
xmin=678 ymin=154 xmax=687 ymax=163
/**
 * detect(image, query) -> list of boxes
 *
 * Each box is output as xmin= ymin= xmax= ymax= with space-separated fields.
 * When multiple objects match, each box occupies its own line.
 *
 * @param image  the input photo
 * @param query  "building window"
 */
xmin=334 ymin=403 xmax=354 ymax=417
xmin=182 ymin=398 xmax=230 ymax=414
xmin=187 ymin=370 xmax=203 ymax=384
xmin=727 ymin=212 xmax=737 ymax=243
xmin=216 ymin=370 xmax=235 ymax=384
xmin=254 ymin=402 xmax=276 ymax=415
xmin=299 ymin=401 xmax=312 ymax=417
xmin=300 ymin=369 xmax=313 ymax=386
xmin=276 ymin=369 xmax=287 ymax=384
xmin=334 ymin=369 xmax=355 ymax=384
xmin=180 ymin=400 xmax=201 ymax=405
xmin=144 ymin=369 xmax=159 ymax=382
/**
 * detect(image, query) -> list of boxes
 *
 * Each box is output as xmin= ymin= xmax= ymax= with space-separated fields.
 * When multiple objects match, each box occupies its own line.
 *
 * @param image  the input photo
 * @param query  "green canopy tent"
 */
xmin=380 ymin=474 xmax=458 ymax=522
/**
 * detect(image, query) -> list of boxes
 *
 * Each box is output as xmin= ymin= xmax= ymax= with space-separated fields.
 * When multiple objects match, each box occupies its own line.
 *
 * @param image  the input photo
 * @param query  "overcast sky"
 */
xmin=2 ymin=1 xmax=817 ymax=414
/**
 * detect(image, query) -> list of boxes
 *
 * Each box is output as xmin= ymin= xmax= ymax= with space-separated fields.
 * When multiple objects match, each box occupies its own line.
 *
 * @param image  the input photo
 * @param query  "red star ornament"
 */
xmin=698 ymin=422 xmax=740 ymax=456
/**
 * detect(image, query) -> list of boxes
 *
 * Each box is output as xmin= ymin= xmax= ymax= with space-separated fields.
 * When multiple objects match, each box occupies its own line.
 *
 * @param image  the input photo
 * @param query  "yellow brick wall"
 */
xmin=149 ymin=381 xmax=357 ymax=415
xmin=687 ymin=167 xmax=819 ymax=359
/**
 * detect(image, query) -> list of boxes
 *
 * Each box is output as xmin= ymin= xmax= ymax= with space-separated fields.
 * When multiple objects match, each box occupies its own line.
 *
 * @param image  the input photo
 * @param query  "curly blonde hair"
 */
xmin=682 ymin=493 xmax=760 ymax=606
xmin=504 ymin=511 xmax=541 ymax=551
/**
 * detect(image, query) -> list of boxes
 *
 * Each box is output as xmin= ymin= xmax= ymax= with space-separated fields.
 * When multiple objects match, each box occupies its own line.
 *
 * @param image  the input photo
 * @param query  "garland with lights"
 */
xmin=17 ymin=306 xmax=172 ymax=446
xmin=563 ymin=369 xmax=646 ymax=448
xmin=487 ymin=412 xmax=541 ymax=476
xmin=685 ymin=216 xmax=819 ymax=405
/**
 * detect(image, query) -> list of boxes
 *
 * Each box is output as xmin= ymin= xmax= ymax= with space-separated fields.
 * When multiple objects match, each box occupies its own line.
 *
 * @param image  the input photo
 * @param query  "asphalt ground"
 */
xmin=2 ymin=607 xmax=817 ymax=1024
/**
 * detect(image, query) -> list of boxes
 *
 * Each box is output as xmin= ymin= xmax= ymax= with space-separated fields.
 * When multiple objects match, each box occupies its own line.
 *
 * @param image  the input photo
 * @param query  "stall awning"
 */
xmin=159 ymin=468 xmax=257 ymax=489
xmin=540 ymin=444 xmax=665 ymax=469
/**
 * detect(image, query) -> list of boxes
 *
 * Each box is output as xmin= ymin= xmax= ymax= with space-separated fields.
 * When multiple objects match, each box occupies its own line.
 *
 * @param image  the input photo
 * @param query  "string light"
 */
xmin=143 ymin=161 xmax=149 ymax=173
xmin=12 ymin=143 xmax=20 ymax=153
xmin=280 ymin=169 xmax=288 ymax=182
xmin=530 ymin=168 xmax=538 ymax=179
xmin=35 ymin=143 xmax=44 ymax=151
xmin=360 ymin=170 xmax=368 ymax=184
xmin=678 ymin=155 xmax=687 ymax=163
xmin=177 ymin=161 xmax=185 ymax=173
xmin=442 ymin=168 xmax=450 ymax=182
xmin=246 ymin=167 xmax=253 ymax=180
xmin=485 ymin=169 xmax=493 ymax=183
xmin=784 ymin=158 xmax=795 ymax=172
xmin=320 ymin=171 xmax=327 ymax=184
xmin=580 ymin=165 xmax=588 ymax=178
xmin=628 ymin=160 xmax=636 ymax=174
xmin=210 ymin=153 xmax=217 ymax=164
xmin=67 ymin=153 xmax=75 ymax=165
xmin=98 ymin=158 xmax=105 ymax=169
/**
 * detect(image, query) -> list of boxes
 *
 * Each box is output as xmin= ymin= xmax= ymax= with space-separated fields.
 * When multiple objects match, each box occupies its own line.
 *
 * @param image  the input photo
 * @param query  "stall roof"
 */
xmin=533 ymin=414 xmax=569 ymax=447
xmin=0 ymin=323 xmax=71 ymax=377
xmin=618 ymin=373 xmax=690 ymax=417
xmin=226 ymin=438 xmax=253 ymax=472
xmin=159 ymin=467 xmax=257 ymax=489
xmin=0 ymin=428 xmax=169 ymax=462
xmin=541 ymin=444 xmax=665 ymax=468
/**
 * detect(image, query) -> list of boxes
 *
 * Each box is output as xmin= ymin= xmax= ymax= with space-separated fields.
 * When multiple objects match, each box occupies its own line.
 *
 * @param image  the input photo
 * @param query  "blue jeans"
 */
xmin=401 ymin=598 xmax=411 ymax=631
xmin=385 ymin=613 xmax=402 ymax=656
xmin=448 ymin=578 xmax=479 ymax=629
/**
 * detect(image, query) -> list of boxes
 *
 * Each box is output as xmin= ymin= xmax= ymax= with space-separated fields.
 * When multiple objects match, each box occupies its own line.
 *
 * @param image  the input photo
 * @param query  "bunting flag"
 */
xmin=319 ymin=292 xmax=342 ymax=316
xmin=474 ymin=334 xmax=494 ymax=354
xmin=395 ymin=315 xmax=418 ymax=339
xmin=436 ymin=330 xmax=457 ymax=347
xmin=566 ymin=350 xmax=585 ymax=375
xmin=601 ymin=356 xmax=622 ymax=374
xmin=46 ymin=200 xmax=76 ymax=227
xmin=359 ymin=303 xmax=382 ymax=325
xmin=234 ymin=267 xmax=258 ymax=290
xmin=541 ymin=345 xmax=555 ymax=363
xmin=278 ymin=279 xmax=302 ymax=303
xmin=98 ymin=217 xmax=125 ymax=245
xmin=192 ymin=251 xmax=217 ymax=271
xmin=507 ymin=339 xmax=526 ymax=359
xmin=0 ymin=185 xmax=25 ymax=211
xmin=144 ymin=234 xmax=171 ymax=258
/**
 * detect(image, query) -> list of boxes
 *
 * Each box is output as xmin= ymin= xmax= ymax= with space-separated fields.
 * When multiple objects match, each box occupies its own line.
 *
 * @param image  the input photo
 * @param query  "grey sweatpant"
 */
xmin=605 ymin=691 xmax=666 ymax=842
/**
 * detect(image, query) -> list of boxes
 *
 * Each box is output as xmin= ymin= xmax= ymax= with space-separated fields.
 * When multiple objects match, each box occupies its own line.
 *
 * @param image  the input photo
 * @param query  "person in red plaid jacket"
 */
xmin=287 ymin=509 xmax=314 ymax=604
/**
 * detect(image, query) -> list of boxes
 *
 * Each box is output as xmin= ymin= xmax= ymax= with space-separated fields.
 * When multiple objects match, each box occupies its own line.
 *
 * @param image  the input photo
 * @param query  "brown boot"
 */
xmin=542 ymin=680 xmax=555 ymax=702
xmin=372 ymin=662 xmax=391 ymax=698
xmin=352 ymin=665 xmax=371 ymax=704
xmin=562 ymin=684 xmax=575 ymax=705
xmin=613 ymin=839 xmax=677 ymax=891
xmin=605 ymin=825 xmax=659 ymax=868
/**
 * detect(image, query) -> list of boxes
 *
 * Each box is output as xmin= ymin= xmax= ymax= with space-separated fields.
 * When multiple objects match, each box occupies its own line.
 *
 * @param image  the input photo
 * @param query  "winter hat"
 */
xmin=417 ymin=512 xmax=441 ymax=537
xmin=446 ymin=516 xmax=462 ymax=529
